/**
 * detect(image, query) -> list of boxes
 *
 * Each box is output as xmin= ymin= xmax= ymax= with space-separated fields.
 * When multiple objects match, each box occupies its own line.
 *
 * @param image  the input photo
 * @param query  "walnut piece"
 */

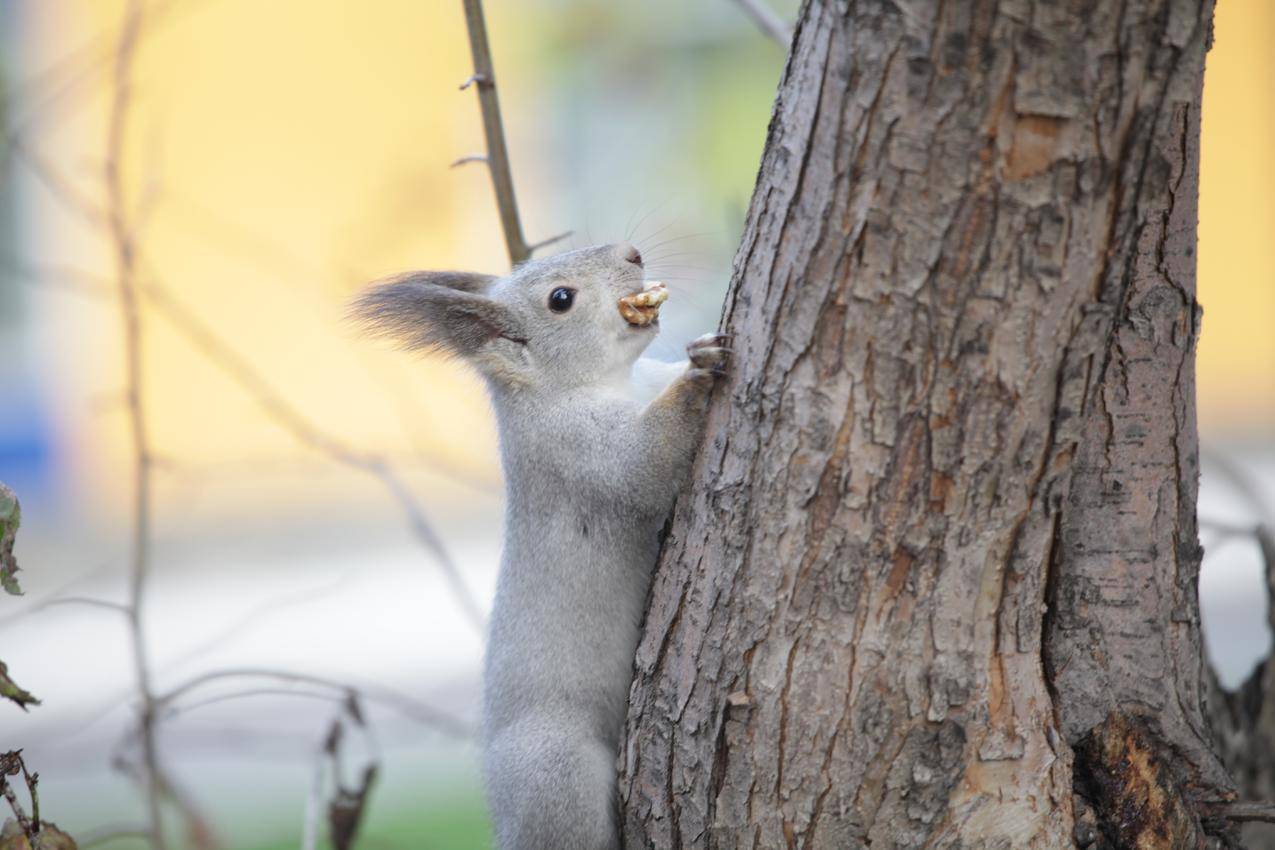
xmin=618 ymin=282 xmax=668 ymax=326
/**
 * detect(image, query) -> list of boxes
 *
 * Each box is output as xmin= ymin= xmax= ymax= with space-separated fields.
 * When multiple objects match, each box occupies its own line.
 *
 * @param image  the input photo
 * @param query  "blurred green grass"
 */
xmin=240 ymin=791 xmax=490 ymax=850
xmin=244 ymin=786 xmax=490 ymax=850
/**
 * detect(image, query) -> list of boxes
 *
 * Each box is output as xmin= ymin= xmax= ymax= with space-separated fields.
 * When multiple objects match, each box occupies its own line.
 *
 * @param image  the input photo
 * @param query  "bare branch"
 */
xmin=156 ymin=667 xmax=473 ymax=738
xmin=328 ymin=763 xmax=376 ymax=850
xmin=103 ymin=3 xmax=169 ymax=848
xmin=459 ymin=0 xmax=529 ymax=265
xmin=35 ymin=596 xmax=132 ymax=616
xmin=137 ymin=275 xmax=487 ymax=631
xmin=0 ymin=751 xmax=39 ymax=839
xmin=527 ymin=230 xmax=573 ymax=254
xmin=0 ymin=250 xmax=487 ymax=628
xmin=3 ymin=134 xmax=111 ymax=228
xmin=450 ymin=153 xmax=488 ymax=168
xmin=728 ymin=0 xmax=792 ymax=47
xmin=164 ymin=687 xmax=342 ymax=716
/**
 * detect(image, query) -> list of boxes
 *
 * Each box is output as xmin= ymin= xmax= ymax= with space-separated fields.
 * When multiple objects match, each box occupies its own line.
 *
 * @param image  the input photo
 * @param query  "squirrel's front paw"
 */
xmin=687 ymin=333 xmax=731 ymax=377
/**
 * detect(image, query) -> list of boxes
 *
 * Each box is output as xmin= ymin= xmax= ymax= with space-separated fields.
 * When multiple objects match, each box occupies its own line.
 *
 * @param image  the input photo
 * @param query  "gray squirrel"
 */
xmin=352 ymin=243 xmax=729 ymax=849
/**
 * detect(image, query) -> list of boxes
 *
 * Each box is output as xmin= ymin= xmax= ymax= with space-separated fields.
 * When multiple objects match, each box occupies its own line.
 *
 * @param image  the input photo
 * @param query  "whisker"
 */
xmin=649 ymin=265 xmax=716 ymax=276
xmin=640 ymin=232 xmax=718 ymax=254
xmin=644 ymin=252 xmax=710 ymax=266
xmin=626 ymin=199 xmax=673 ymax=243
xmin=634 ymin=219 xmax=680 ymax=249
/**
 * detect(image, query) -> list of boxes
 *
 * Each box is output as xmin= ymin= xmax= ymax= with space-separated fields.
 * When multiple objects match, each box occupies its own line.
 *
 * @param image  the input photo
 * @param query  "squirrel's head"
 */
xmin=351 ymin=243 xmax=661 ymax=391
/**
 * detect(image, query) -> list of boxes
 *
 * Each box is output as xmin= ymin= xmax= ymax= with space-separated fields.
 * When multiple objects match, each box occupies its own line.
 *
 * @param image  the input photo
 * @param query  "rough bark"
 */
xmin=619 ymin=1 xmax=1229 ymax=847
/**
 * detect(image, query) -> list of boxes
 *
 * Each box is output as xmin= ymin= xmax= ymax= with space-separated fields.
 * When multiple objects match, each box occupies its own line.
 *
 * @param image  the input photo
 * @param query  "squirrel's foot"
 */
xmin=687 ymin=333 xmax=731 ymax=377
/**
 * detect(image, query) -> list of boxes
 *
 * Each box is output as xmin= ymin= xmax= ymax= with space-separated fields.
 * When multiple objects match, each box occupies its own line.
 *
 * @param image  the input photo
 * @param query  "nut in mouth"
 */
xmin=618 ymin=281 xmax=668 ymax=327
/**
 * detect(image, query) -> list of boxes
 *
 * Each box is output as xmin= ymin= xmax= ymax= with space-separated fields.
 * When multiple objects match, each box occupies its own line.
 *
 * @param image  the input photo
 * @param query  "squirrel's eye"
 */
xmin=548 ymin=287 xmax=576 ymax=313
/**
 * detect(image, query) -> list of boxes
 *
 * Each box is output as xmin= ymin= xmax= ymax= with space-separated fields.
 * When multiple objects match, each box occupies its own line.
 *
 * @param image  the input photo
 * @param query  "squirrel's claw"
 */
xmin=687 ymin=334 xmax=731 ymax=374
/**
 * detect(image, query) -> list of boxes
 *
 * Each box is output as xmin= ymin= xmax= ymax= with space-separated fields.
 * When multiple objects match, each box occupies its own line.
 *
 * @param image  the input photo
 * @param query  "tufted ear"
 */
xmin=350 ymin=271 xmax=525 ymax=360
xmin=383 ymin=269 xmax=498 ymax=294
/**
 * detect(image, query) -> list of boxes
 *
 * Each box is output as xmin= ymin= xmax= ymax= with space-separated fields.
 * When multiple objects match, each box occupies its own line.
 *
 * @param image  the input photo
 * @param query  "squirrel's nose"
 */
xmin=618 ymin=243 xmax=643 ymax=267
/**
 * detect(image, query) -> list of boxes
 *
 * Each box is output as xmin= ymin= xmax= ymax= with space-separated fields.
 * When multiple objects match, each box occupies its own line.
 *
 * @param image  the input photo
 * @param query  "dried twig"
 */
xmin=302 ymin=701 xmax=378 ymax=850
xmin=34 ymin=597 xmax=132 ymax=616
xmin=729 ymin=0 xmax=792 ymax=47
xmin=528 ymin=230 xmax=574 ymax=253
xmin=0 ymin=254 xmax=488 ymax=631
xmin=138 ymin=274 xmax=487 ymax=631
xmin=155 ymin=667 xmax=473 ymax=738
xmin=102 ymin=3 xmax=169 ymax=848
xmin=0 ymin=751 xmax=40 ymax=838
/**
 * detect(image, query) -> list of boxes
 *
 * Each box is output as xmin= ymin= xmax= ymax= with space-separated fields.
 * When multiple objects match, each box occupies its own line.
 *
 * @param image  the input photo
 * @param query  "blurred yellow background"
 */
xmin=0 ymin=1 xmax=1271 ymax=847
xmin=15 ymin=0 xmax=790 ymax=522
xmin=1199 ymin=0 xmax=1275 ymax=433
xmin=12 ymin=0 xmax=1269 ymax=527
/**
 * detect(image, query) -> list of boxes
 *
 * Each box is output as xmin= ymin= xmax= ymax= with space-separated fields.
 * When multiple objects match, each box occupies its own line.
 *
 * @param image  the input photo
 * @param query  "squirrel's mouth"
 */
xmin=618 ymin=281 xmax=667 ymax=327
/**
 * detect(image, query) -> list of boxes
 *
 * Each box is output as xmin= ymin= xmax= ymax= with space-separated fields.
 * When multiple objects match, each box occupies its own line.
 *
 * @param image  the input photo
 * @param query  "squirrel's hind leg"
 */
xmin=484 ymin=725 xmax=620 ymax=850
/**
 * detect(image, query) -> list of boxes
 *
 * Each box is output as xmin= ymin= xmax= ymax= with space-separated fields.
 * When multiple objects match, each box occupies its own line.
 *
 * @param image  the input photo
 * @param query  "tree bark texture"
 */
xmin=619 ymin=1 xmax=1229 ymax=847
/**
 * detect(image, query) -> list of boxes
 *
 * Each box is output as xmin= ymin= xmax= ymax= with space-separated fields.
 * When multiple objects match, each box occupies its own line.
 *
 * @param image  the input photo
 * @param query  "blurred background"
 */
xmin=0 ymin=1 xmax=1270 ymax=848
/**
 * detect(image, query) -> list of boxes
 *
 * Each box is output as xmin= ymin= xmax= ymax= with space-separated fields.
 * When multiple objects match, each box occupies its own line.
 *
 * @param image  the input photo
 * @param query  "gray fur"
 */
xmin=352 ymin=244 xmax=728 ymax=850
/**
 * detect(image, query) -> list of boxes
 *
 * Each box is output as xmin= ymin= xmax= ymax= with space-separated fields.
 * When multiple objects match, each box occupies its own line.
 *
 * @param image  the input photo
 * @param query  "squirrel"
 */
xmin=352 ymin=242 xmax=729 ymax=849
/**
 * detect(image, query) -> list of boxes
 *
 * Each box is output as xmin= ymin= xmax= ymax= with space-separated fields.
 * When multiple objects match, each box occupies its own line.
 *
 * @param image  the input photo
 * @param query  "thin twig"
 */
xmin=138 ymin=274 xmax=487 ymax=631
xmin=156 ymin=667 xmax=473 ymax=738
xmin=729 ymin=0 xmax=793 ymax=47
xmin=0 ymin=751 xmax=38 ymax=839
xmin=527 ymin=230 xmax=573 ymax=253
xmin=1 ymin=780 xmax=31 ymax=838
xmin=459 ymin=0 xmax=529 ymax=265
xmin=104 ymin=2 xmax=168 ymax=848
xmin=450 ymin=153 xmax=488 ymax=168
xmin=35 ymin=596 xmax=133 ymax=616
xmin=164 ymin=687 xmax=343 ymax=716
xmin=1200 ymin=799 xmax=1275 ymax=824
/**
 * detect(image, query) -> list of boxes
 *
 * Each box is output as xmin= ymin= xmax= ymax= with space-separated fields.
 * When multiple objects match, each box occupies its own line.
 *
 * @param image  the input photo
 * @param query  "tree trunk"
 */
xmin=619 ymin=1 xmax=1234 ymax=847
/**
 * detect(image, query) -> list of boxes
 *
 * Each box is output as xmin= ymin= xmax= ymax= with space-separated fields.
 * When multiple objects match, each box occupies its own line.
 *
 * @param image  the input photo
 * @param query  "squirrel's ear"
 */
xmin=350 ymin=273 xmax=525 ymax=359
xmin=383 ymin=270 xmax=498 ymax=294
